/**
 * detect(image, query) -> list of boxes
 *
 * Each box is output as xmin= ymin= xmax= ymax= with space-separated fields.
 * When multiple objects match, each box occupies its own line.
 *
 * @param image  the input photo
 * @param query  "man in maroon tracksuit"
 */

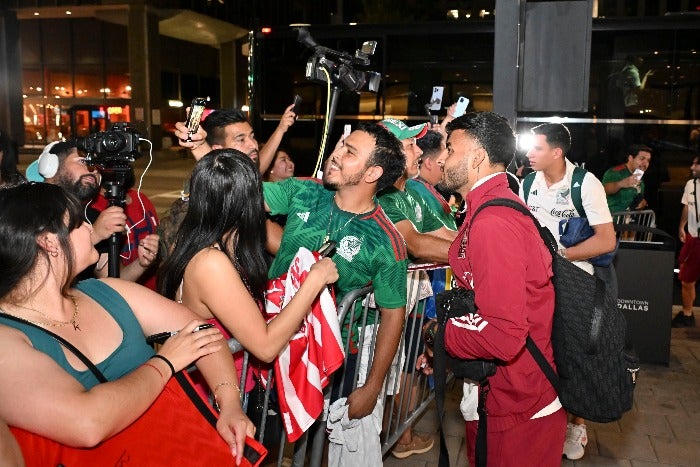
xmin=438 ymin=112 xmax=566 ymax=466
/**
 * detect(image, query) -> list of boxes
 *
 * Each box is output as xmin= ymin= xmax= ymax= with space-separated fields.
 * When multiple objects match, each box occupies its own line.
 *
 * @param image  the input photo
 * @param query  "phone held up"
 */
xmin=292 ymin=95 xmax=302 ymax=116
xmin=429 ymin=86 xmax=444 ymax=111
xmin=453 ymin=96 xmax=470 ymax=118
xmin=182 ymin=96 xmax=210 ymax=142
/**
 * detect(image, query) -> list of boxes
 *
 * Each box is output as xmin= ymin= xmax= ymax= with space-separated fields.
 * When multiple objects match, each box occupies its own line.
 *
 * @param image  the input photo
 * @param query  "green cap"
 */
xmin=380 ymin=118 xmax=428 ymax=141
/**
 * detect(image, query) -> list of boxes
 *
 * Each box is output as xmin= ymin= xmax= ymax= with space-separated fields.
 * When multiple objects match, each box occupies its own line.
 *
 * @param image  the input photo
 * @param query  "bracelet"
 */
xmin=213 ymin=381 xmax=240 ymax=395
xmin=212 ymin=381 xmax=241 ymax=411
xmin=150 ymin=354 xmax=175 ymax=378
xmin=142 ymin=362 xmax=165 ymax=383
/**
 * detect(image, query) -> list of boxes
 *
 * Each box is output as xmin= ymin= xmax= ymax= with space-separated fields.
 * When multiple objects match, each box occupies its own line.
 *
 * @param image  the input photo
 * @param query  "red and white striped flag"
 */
xmin=264 ymin=248 xmax=344 ymax=442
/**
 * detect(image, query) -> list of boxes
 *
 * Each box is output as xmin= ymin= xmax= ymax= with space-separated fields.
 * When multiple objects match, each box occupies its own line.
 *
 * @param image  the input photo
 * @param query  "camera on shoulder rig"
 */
xmin=296 ymin=27 xmax=381 ymax=93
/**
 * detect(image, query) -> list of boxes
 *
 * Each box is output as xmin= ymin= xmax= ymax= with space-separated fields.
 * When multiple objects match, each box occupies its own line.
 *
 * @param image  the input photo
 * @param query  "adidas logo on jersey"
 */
xmin=297 ymin=212 xmax=310 ymax=222
xmin=531 ymin=190 xmax=538 ymax=196
xmin=573 ymin=182 xmax=581 ymax=188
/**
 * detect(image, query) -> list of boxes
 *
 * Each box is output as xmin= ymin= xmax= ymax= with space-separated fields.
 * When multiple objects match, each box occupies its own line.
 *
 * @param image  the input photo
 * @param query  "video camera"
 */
xmin=74 ymin=122 xmax=141 ymax=168
xmin=74 ymin=122 xmax=142 ymax=278
xmin=297 ymin=27 xmax=381 ymax=93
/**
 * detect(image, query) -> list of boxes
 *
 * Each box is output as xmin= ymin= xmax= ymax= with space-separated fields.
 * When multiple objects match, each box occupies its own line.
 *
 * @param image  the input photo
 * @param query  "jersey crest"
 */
xmin=337 ymin=235 xmax=362 ymax=262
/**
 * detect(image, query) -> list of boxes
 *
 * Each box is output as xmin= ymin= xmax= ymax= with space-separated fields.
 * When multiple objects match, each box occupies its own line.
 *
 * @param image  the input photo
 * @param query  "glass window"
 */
xmin=74 ymin=65 xmax=104 ymax=99
xmin=161 ymin=71 xmax=179 ymax=100
xmin=23 ymin=101 xmax=47 ymax=144
xmin=591 ymin=27 xmax=699 ymax=120
xmin=45 ymin=66 xmax=73 ymax=99
xmin=180 ymin=74 xmax=199 ymax=102
xmin=106 ymin=63 xmax=131 ymax=99
xmin=22 ymin=69 xmax=44 ymax=97
xmin=41 ymin=19 xmax=71 ymax=65
xmin=19 ymin=20 xmax=41 ymax=66
xmin=72 ymin=19 xmax=103 ymax=65
xmin=102 ymin=22 xmax=128 ymax=63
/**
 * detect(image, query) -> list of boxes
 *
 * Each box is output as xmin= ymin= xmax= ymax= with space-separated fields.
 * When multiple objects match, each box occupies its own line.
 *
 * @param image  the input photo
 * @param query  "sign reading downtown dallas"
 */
xmin=617 ymin=298 xmax=650 ymax=312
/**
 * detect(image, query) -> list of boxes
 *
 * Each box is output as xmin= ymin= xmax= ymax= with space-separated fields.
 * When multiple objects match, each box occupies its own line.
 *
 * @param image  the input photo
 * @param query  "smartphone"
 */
xmin=183 ymin=97 xmax=209 ymax=142
xmin=429 ymin=86 xmax=444 ymax=111
xmin=318 ymin=240 xmax=337 ymax=258
xmin=193 ymin=323 xmax=215 ymax=332
xmin=453 ymin=96 xmax=470 ymax=118
xmin=292 ymin=94 xmax=302 ymax=115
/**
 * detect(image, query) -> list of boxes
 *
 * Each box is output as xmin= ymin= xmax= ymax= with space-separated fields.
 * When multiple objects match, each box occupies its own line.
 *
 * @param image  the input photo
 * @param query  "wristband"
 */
xmin=150 ymin=354 xmax=175 ymax=378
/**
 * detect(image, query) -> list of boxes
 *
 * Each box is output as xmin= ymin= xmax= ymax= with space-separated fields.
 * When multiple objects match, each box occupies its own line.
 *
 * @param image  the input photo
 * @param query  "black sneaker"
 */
xmin=672 ymin=311 xmax=696 ymax=328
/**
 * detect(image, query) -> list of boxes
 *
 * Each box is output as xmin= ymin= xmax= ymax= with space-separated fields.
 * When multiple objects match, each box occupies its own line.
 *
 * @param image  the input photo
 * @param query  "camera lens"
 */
xmin=102 ymin=133 xmax=126 ymax=153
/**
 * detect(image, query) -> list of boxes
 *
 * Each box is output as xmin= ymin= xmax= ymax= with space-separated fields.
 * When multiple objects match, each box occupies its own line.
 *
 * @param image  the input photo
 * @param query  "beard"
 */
xmin=248 ymin=150 xmax=260 ymax=169
xmin=439 ymin=161 xmax=469 ymax=193
xmin=322 ymin=160 xmax=365 ymax=191
xmin=58 ymin=173 xmax=100 ymax=203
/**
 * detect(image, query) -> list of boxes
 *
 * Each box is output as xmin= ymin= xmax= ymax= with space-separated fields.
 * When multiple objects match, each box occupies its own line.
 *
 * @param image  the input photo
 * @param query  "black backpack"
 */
xmin=472 ymin=198 xmax=639 ymax=422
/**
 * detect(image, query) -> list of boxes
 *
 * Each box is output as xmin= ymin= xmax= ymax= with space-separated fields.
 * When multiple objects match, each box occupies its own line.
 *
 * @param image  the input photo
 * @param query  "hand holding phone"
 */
xmin=429 ymin=86 xmax=444 ymax=111
xmin=182 ymin=97 xmax=209 ymax=142
xmin=292 ymin=95 xmax=302 ymax=116
xmin=453 ymin=96 xmax=470 ymax=118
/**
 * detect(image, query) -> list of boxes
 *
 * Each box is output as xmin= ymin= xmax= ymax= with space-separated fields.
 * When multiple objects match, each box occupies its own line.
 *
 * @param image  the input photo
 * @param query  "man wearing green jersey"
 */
xmin=410 ymin=129 xmax=457 ymax=230
xmin=377 ymin=119 xmax=457 ymax=458
xmin=263 ymin=122 xmax=408 ymax=420
xmin=377 ymin=119 xmax=457 ymax=264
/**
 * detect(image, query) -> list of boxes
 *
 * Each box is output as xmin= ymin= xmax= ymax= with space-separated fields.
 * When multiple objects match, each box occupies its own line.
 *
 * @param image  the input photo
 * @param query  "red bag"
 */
xmin=10 ymin=372 xmax=267 ymax=467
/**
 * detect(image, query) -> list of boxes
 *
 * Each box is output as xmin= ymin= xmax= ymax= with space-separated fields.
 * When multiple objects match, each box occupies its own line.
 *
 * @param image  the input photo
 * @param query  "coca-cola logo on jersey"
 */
xmin=550 ymin=208 xmax=576 ymax=218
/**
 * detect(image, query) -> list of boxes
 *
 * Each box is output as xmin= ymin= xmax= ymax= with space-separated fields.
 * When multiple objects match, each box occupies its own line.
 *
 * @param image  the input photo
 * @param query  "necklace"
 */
xmin=323 ymin=198 xmax=375 ymax=244
xmin=8 ymin=295 xmax=81 ymax=331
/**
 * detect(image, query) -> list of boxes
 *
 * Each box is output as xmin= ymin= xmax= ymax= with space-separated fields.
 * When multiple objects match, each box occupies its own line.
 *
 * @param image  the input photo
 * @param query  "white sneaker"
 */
xmin=562 ymin=422 xmax=588 ymax=460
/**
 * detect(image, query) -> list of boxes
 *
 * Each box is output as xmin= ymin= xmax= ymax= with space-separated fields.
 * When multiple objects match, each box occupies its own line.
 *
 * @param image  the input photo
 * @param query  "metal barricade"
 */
xmin=612 ymin=209 xmax=656 ymax=242
xmin=214 ymin=264 xmax=451 ymax=466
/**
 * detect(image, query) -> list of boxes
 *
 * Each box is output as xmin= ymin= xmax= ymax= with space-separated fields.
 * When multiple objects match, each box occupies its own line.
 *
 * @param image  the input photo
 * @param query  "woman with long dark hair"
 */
xmin=0 ymin=182 xmax=255 ymax=465
xmin=158 ymin=149 xmax=337 ymax=363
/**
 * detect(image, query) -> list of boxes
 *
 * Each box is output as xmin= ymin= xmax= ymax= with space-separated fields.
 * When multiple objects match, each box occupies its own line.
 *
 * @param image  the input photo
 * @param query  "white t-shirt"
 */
xmin=681 ymin=179 xmax=700 ymax=239
xmin=520 ymin=159 xmax=612 ymax=274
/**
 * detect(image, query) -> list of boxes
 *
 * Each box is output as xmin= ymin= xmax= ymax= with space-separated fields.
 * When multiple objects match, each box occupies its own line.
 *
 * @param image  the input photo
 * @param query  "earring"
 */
xmin=49 ymin=250 xmax=59 ymax=257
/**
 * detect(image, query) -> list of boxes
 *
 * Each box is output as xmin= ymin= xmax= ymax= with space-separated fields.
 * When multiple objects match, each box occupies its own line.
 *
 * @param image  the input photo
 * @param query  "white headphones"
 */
xmin=37 ymin=141 xmax=62 ymax=179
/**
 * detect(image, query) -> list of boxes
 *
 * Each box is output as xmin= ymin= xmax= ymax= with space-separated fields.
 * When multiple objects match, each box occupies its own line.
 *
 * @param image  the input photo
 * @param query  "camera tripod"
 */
xmin=101 ymin=166 xmax=131 ymax=278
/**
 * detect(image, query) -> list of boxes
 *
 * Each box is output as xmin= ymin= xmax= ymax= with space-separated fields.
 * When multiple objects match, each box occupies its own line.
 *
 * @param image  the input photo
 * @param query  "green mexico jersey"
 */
xmin=378 ymin=185 xmax=446 ymax=241
xmin=264 ymin=178 xmax=408 ymax=342
xmin=602 ymin=165 xmax=645 ymax=213
xmin=406 ymin=179 xmax=457 ymax=230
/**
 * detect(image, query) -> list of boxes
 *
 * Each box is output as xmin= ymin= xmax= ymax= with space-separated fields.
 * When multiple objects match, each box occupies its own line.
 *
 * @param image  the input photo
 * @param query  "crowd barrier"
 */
xmin=206 ymin=263 xmax=451 ymax=466
xmin=611 ymin=209 xmax=656 ymax=242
